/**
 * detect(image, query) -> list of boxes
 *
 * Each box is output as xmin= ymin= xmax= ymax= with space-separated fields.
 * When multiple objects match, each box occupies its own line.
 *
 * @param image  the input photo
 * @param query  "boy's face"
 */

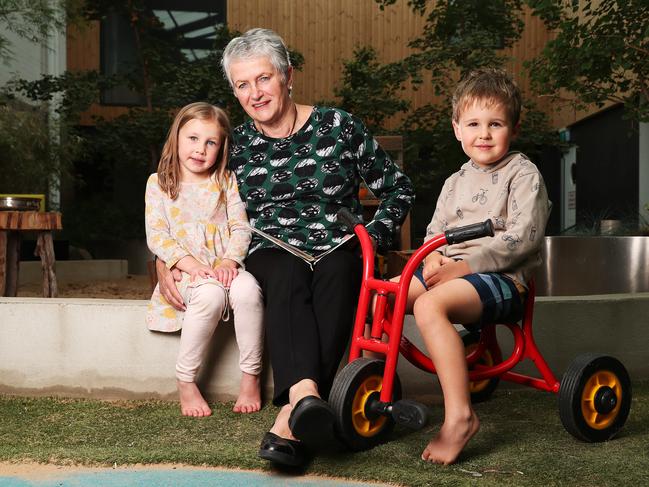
xmin=452 ymin=99 xmax=519 ymax=169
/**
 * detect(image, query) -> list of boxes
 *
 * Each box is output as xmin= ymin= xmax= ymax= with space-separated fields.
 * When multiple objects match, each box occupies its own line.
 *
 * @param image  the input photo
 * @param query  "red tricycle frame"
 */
xmin=330 ymin=213 xmax=630 ymax=449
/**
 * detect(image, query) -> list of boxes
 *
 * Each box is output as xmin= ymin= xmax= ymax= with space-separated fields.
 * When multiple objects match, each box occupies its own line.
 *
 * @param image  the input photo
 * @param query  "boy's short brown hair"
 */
xmin=452 ymin=68 xmax=522 ymax=126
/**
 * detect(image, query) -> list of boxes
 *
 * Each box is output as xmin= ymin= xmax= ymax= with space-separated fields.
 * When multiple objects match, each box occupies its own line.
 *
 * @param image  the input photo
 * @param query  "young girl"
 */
xmin=145 ymin=102 xmax=264 ymax=417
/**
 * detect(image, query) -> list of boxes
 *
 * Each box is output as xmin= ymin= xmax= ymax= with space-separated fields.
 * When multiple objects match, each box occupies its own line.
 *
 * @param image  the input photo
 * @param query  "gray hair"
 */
xmin=221 ymin=28 xmax=292 ymax=88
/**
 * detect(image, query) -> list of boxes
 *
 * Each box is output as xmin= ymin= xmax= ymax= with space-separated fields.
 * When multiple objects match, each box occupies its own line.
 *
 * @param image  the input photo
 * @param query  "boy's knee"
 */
xmin=413 ymin=294 xmax=443 ymax=326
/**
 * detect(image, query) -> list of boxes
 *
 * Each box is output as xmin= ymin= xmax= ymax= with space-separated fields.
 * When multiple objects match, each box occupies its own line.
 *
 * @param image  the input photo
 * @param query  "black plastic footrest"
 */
xmin=391 ymin=399 xmax=428 ymax=430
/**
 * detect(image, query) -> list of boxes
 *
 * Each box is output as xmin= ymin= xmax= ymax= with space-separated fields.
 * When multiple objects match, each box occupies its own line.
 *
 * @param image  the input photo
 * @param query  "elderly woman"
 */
xmin=158 ymin=28 xmax=414 ymax=466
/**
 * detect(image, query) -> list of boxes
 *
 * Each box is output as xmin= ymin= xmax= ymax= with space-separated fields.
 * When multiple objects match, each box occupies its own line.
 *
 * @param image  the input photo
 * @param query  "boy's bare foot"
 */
xmin=233 ymin=372 xmax=261 ymax=413
xmin=177 ymin=380 xmax=212 ymax=417
xmin=421 ymin=410 xmax=480 ymax=465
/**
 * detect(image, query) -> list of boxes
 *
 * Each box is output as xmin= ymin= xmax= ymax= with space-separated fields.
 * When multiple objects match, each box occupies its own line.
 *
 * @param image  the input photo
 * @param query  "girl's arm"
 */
xmin=144 ymin=174 xmax=191 ymax=269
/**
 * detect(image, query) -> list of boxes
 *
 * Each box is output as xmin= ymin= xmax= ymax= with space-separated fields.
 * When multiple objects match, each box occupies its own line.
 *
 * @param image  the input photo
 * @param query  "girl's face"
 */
xmin=452 ymin=99 xmax=519 ymax=169
xmin=229 ymin=56 xmax=293 ymax=127
xmin=177 ymin=118 xmax=222 ymax=182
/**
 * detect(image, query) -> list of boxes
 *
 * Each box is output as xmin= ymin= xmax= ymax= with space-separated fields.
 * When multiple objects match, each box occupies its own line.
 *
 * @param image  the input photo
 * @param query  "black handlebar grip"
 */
xmin=337 ymin=208 xmax=363 ymax=229
xmin=444 ymin=219 xmax=495 ymax=245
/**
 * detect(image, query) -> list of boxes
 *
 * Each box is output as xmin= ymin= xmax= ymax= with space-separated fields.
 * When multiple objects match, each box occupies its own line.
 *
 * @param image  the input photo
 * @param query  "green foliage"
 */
xmin=0 ymin=0 xmax=83 ymax=62
xmin=4 ymin=1 xmax=305 ymax=247
xmin=334 ymin=46 xmax=410 ymax=133
xmin=351 ymin=0 xmax=559 ymax=241
xmin=526 ymin=0 xmax=649 ymax=122
xmin=0 ymin=97 xmax=81 ymax=198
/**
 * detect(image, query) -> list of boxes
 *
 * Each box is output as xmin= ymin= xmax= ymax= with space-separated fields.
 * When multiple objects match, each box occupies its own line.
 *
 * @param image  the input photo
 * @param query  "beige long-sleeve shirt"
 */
xmin=424 ymin=152 xmax=551 ymax=287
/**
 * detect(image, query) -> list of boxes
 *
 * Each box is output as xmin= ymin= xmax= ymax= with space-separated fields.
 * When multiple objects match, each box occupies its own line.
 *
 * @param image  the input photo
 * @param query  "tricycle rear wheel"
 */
xmin=329 ymin=358 xmax=401 ymax=451
xmin=461 ymin=329 xmax=501 ymax=403
xmin=559 ymin=353 xmax=631 ymax=442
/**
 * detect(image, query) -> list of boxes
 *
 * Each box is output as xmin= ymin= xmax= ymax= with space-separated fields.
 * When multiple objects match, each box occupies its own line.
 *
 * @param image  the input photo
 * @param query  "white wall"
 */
xmin=2 ymin=294 xmax=649 ymax=403
xmin=0 ymin=27 xmax=43 ymax=87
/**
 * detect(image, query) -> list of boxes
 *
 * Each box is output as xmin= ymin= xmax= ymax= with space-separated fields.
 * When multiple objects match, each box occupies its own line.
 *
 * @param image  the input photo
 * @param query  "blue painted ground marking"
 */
xmin=0 ymin=469 xmax=386 ymax=487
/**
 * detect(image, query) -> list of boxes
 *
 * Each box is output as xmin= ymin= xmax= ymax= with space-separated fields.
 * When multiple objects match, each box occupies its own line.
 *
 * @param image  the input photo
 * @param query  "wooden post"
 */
xmin=35 ymin=232 xmax=58 ymax=297
xmin=0 ymin=231 xmax=6 ymax=296
xmin=4 ymin=232 xmax=21 ymax=296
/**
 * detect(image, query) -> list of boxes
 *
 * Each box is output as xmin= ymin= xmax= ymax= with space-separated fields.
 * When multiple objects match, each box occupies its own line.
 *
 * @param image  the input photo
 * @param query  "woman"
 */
xmin=157 ymin=28 xmax=414 ymax=467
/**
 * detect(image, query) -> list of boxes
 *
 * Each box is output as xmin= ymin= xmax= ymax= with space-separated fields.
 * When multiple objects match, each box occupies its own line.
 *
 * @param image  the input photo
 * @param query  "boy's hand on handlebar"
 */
xmin=156 ymin=258 xmax=186 ymax=311
xmin=424 ymin=259 xmax=471 ymax=288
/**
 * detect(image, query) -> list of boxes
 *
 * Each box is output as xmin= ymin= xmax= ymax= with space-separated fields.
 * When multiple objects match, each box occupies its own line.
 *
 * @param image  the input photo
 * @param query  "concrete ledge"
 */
xmin=18 ymin=260 xmax=128 ymax=285
xmin=1 ymin=294 xmax=648 ymax=401
xmin=0 ymin=297 xmax=269 ymax=402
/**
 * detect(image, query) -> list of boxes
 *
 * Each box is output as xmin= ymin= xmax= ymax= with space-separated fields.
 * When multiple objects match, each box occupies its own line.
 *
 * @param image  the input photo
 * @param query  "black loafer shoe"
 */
xmin=258 ymin=432 xmax=306 ymax=467
xmin=288 ymin=395 xmax=335 ymax=448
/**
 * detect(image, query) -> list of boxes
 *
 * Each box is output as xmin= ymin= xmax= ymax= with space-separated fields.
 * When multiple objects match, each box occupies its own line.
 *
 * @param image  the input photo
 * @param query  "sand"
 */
xmin=16 ymin=275 xmax=152 ymax=300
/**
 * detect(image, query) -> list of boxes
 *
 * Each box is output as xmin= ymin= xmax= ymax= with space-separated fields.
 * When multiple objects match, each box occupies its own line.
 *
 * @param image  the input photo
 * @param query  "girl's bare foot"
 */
xmin=177 ymin=380 xmax=212 ymax=417
xmin=421 ymin=410 xmax=480 ymax=465
xmin=233 ymin=372 xmax=261 ymax=413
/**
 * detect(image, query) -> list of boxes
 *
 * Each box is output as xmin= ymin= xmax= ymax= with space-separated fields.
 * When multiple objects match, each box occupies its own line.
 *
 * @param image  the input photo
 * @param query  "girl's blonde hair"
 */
xmin=157 ymin=102 xmax=232 ymax=202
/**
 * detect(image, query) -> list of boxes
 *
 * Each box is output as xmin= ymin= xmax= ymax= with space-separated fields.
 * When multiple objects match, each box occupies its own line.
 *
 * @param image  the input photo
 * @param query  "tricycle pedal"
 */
xmin=390 ymin=399 xmax=428 ymax=430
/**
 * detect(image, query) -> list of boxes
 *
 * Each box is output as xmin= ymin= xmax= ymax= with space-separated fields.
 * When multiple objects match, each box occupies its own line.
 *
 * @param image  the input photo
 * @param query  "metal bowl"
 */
xmin=0 ymin=196 xmax=42 ymax=211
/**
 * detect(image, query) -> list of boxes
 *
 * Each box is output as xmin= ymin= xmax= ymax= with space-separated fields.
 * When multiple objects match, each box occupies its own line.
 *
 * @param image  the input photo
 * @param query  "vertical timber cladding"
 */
xmin=227 ymin=0 xmax=554 ymax=129
xmin=66 ymin=1 xmax=555 ymax=129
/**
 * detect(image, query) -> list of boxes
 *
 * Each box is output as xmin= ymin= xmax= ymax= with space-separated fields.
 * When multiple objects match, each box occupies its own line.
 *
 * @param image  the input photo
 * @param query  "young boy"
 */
xmin=402 ymin=68 xmax=550 ymax=464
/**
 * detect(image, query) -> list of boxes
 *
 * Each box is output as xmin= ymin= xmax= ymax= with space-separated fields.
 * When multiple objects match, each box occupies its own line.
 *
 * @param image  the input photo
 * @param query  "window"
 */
xmin=100 ymin=0 xmax=226 ymax=106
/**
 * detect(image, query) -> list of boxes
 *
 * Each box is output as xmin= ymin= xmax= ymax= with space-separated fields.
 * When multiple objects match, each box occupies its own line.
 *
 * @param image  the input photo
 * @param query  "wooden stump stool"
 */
xmin=0 ymin=211 xmax=62 ymax=297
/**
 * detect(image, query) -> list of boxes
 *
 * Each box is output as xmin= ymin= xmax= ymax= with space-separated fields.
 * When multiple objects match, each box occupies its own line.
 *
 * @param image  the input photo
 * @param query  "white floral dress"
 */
xmin=144 ymin=172 xmax=251 ymax=332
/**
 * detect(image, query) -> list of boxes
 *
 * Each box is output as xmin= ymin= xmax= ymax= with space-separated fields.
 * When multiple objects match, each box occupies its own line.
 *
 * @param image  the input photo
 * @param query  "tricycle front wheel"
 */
xmin=329 ymin=358 xmax=401 ymax=451
xmin=559 ymin=353 xmax=631 ymax=442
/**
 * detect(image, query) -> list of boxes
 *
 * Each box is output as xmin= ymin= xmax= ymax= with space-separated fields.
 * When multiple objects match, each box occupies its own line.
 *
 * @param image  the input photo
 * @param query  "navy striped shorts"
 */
xmin=413 ymin=268 xmax=524 ymax=326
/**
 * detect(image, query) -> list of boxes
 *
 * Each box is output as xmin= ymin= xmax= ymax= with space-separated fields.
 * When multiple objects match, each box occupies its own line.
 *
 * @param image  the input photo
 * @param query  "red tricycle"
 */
xmin=329 ymin=209 xmax=631 ymax=451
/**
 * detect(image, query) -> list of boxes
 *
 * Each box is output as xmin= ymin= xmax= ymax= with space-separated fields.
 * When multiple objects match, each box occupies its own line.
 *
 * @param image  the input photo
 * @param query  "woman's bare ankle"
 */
xmin=288 ymin=378 xmax=319 ymax=406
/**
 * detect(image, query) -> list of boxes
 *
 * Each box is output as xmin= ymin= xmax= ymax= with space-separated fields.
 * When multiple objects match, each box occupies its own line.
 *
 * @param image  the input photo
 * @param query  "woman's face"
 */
xmin=229 ymin=56 xmax=293 ymax=126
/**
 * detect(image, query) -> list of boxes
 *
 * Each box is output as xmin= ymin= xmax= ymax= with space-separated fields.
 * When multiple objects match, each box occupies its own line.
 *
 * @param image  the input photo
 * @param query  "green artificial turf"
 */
xmin=1 ymin=383 xmax=648 ymax=487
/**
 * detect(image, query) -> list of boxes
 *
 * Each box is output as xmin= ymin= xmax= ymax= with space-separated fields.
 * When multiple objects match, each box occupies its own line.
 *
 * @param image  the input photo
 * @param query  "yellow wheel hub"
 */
xmin=466 ymin=343 xmax=493 ymax=393
xmin=351 ymin=374 xmax=387 ymax=437
xmin=581 ymin=370 xmax=622 ymax=430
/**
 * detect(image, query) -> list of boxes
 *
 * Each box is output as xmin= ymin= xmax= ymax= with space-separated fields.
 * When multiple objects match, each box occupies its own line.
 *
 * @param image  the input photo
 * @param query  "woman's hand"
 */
xmin=155 ymin=258 xmax=186 ymax=311
xmin=213 ymin=259 xmax=239 ymax=288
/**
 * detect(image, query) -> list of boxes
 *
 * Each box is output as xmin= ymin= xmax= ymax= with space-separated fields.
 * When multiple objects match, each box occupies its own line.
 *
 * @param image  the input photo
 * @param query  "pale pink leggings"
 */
xmin=175 ymin=270 xmax=264 ymax=383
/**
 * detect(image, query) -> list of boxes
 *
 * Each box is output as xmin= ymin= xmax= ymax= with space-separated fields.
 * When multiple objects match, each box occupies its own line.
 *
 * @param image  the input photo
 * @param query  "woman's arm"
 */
xmin=351 ymin=118 xmax=415 ymax=252
xmin=222 ymin=172 xmax=252 ymax=267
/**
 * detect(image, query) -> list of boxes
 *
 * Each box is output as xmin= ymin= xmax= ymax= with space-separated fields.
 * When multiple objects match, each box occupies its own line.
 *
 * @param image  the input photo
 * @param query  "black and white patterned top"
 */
xmin=230 ymin=106 xmax=414 ymax=255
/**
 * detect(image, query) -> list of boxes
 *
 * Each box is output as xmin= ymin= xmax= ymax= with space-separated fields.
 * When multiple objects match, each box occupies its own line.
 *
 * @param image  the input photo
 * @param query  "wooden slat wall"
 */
xmin=228 ymin=0 xmax=430 ymax=113
xmin=66 ymin=22 xmax=129 ymax=124
xmin=66 ymin=0 xmax=584 ymax=129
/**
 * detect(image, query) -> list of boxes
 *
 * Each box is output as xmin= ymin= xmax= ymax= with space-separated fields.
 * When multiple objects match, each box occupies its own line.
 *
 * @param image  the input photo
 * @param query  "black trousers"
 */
xmin=246 ymin=247 xmax=362 ymax=406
